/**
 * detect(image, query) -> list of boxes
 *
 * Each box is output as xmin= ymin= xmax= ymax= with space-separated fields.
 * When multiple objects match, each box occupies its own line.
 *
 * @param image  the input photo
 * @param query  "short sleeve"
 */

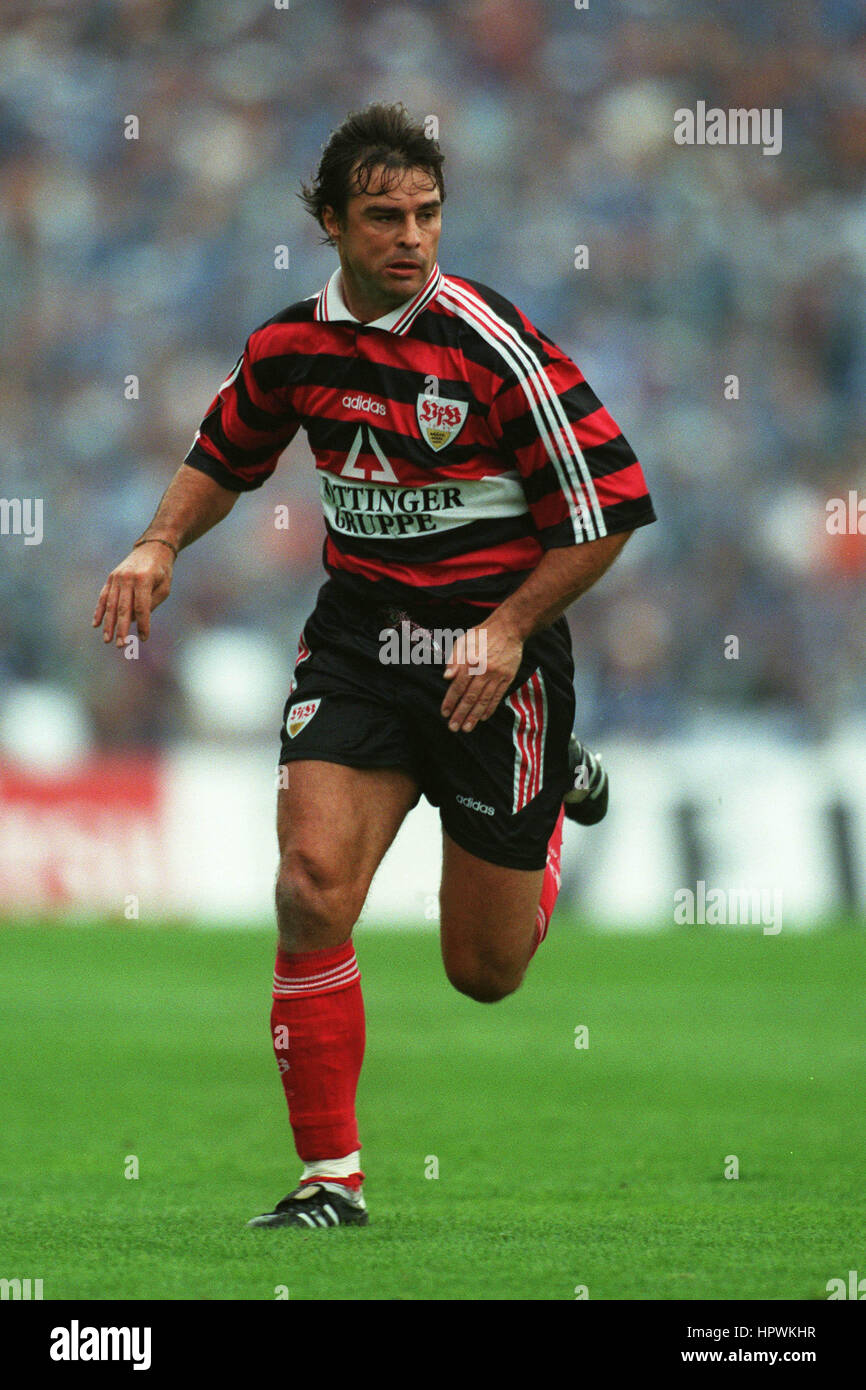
xmin=486 ymin=328 xmax=656 ymax=547
xmin=184 ymin=329 xmax=301 ymax=492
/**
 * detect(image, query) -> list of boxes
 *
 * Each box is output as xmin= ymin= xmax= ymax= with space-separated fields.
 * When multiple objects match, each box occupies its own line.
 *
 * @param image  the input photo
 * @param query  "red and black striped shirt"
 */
xmin=185 ymin=263 xmax=656 ymax=609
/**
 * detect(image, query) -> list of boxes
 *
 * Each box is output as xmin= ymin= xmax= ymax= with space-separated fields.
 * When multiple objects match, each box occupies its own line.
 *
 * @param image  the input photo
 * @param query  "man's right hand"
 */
xmin=93 ymin=541 xmax=175 ymax=647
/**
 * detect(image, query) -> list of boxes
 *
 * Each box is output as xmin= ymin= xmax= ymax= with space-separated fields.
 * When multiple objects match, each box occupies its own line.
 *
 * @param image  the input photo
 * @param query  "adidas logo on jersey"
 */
xmin=342 ymin=394 xmax=386 ymax=416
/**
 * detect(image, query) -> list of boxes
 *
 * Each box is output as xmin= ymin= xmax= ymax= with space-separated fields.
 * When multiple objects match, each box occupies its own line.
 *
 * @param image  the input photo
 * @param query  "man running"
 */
xmin=93 ymin=102 xmax=656 ymax=1230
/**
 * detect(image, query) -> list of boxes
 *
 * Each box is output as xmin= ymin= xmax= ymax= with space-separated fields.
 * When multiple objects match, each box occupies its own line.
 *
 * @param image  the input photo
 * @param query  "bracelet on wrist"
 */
xmin=133 ymin=537 xmax=178 ymax=559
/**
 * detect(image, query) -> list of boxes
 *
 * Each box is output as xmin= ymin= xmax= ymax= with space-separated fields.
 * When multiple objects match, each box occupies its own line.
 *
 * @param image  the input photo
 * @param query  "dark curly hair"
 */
xmin=300 ymin=102 xmax=445 ymax=243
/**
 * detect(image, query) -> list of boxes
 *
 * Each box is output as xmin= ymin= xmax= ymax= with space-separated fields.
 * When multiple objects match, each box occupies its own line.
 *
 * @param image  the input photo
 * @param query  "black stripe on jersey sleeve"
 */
xmin=517 ymin=435 xmax=639 ymax=503
xmin=555 ymin=380 xmax=605 ymax=416
xmin=231 ymin=367 xmax=296 ymax=435
xmin=196 ymin=413 xmax=290 ymax=471
xmin=537 ymin=497 xmax=657 ymax=549
xmin=602 ymin=497 xmax=657 ymax=532
xmin=579 ymin=435 xmax=641 ymax=479
xmin=185 ymin=442 xmax=262 ymax=492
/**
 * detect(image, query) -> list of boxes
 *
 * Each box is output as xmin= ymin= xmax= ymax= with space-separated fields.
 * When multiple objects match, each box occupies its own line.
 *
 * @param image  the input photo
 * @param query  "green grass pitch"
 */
xmin=1 ymin=919 xmax=864 ymax=1301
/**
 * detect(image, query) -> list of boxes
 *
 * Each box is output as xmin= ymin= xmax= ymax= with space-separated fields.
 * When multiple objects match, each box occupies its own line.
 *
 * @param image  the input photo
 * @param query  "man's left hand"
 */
xmin=440 ymin=616 xmax=523 ymax=733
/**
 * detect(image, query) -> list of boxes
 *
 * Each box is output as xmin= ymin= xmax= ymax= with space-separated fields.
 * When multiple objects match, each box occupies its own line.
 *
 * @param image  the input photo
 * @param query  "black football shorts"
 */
xmin=278 ymin=578 xmax=576 ymax=870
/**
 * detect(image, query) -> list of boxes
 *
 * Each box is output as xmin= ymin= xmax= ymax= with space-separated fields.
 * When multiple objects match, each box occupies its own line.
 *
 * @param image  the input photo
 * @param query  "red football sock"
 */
xmin=531 ymin=806 xmax=564 ymax=957
xmin=271 ymin=941 xmax=365 ymax=1173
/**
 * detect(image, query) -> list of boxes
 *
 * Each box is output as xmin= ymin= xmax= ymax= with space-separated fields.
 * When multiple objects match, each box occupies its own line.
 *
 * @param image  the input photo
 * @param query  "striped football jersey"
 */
xmin=185 ymin=263 xmax=656 ymax=609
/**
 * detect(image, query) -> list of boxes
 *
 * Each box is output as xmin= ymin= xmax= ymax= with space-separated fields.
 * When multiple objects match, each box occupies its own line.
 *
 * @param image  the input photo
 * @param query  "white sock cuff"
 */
xmin=301 ymin=1151 xmax=362 ymax=1183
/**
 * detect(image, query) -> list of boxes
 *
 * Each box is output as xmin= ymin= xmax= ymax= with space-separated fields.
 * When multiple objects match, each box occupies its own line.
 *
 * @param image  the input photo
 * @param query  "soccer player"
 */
xmin=93 ymin=103 xmax=655 ymax=1230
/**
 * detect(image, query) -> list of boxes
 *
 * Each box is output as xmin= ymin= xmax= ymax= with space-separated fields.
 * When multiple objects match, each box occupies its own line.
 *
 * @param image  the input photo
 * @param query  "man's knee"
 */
xmin=443 ymin=954 xmax=527 ymax=1004
xmin=275 ymin=846 xmax=365 ymax=948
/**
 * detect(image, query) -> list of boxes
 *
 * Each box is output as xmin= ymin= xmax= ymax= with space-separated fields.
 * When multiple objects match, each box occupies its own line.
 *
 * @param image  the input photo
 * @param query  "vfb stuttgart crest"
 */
xmin=286 ymin=698 xmax=321 ymax=739
xmin=416 ymin=392 xmax=468 ymax=452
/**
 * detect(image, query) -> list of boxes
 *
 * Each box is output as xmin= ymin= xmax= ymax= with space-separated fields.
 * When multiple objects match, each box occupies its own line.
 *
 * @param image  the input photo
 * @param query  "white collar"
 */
xmin=315 ymin=263 xmax=442 ymax=335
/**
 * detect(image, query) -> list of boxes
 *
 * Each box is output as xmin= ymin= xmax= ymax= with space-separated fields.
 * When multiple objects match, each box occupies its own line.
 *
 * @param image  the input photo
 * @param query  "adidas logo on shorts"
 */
xmin=456 ymin=794 xmax=495 ymax=816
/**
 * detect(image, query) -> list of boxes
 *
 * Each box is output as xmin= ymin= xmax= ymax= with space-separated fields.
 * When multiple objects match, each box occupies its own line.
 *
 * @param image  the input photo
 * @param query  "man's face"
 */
xmin=322 ymin=164 xmax=442 ymax=317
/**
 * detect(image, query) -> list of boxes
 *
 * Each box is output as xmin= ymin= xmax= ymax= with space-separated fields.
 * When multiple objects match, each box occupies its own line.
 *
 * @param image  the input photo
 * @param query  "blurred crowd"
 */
xmin=0 ymin=0 xmax=864 ymax=753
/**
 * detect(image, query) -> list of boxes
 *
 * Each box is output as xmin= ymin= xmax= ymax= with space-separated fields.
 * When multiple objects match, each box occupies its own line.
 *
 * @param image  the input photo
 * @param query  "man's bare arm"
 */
xmin=492 ymin=530 xmax=630 ymax=642
xmin=93 ymin=463 xmax=240 ymax=647
xmin=441 ymin=531 xmax=631 ymax=732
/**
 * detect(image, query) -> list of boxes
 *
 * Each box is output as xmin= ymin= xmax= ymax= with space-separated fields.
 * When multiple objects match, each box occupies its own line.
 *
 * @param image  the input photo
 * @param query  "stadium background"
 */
xmin=0 ymin=0 xmax=861 ymax=928
xmin=1 ymin=0 xmax=865 ymax=1306
xmin=2 ymin=0 xmax=865 ymax=922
